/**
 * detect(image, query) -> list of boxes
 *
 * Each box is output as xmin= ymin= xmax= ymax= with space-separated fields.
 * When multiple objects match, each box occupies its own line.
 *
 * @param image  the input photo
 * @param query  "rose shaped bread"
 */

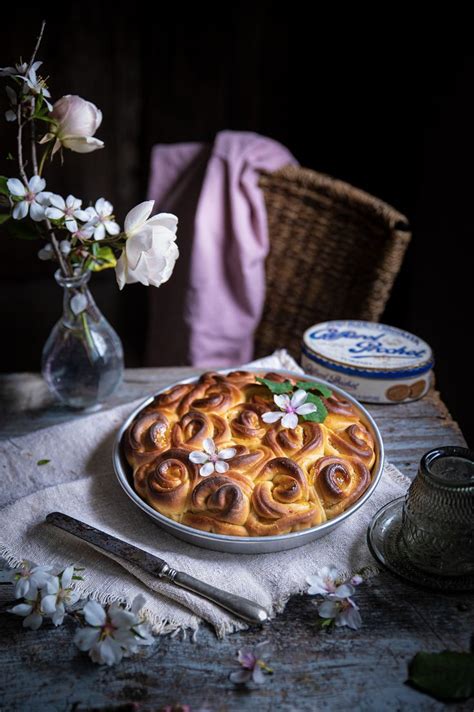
xmin=124 ymin=371 xmax=376 ymax=537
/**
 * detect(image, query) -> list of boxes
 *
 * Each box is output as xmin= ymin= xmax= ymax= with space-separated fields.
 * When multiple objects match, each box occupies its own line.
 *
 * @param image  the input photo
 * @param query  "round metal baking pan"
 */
xmin=113 ymin=368 xmax=385 ymax=554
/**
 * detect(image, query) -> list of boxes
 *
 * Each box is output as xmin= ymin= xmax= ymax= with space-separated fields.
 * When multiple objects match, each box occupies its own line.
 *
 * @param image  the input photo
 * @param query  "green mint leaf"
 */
xmin=296 ymin=380 xmax=332 ymax=398
xmin=37 ymin=459 xmax=50 ymax=466
xmin=256 ymin=377 xmax=294 ymax=394
xmin=408 ymin=651 xmax=474 ymax=701
xmin=302 ymin=393 xmax=328 ymax=423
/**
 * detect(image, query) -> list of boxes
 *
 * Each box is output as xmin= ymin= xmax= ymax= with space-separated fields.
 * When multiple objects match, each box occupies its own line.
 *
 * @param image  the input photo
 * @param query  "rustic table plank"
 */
xmin=0 ymin=369 xmax=471 ymax=712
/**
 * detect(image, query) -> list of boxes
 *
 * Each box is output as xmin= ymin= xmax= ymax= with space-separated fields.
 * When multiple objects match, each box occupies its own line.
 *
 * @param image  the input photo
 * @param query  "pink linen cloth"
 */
xmin=146 ymin=131 xmax=297 ymax=366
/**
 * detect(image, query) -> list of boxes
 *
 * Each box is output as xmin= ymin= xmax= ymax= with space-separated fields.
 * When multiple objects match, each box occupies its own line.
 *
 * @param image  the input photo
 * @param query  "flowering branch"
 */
xmin=0 ymin=25 xmax=179 ymax=291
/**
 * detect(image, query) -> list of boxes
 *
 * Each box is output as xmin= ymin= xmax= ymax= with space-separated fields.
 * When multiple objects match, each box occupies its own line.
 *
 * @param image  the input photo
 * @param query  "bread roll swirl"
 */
xmin=125 ymin=370 xmax=377 ymax=537
xmin=134 ymin=448 xmax=198 ymax=518
xmin=310 ymin=455 xmax=371 ymax=518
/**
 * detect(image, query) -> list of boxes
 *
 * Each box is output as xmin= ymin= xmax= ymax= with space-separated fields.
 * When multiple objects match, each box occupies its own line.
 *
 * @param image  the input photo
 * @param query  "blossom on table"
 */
xmin=41 ymin=565 xmax=82 ymax=626
xmin=317 ymin=595 xmax=362 ymax=630
xmin=261 ymin=389 xmax=317 ymax=429
xmin=189 ymin=437 xmax=236 ymax=477
xmin=7 ymin=176 xmax=51 ymax=221
xmin=229 ymin=642 xmax=273 ymax=684
xmin=2 ymin=560 xmax=53 ymax=599
xmin=45 ymin=194 xmax=90 ymax=233
xmin=40 ymin=94 xmax=104 ymax=154
xmin=74 ymin=594 xmax=154 ymax=666
xmin=115 ymin=200 xmax=179 ymax=289
xmin=306 ymin=568 xmax=364 ymax=630
xmin=8 ymin=592 xmax=45 ymax=630
xmin=86 ymin=198 xmax=120 ymax=240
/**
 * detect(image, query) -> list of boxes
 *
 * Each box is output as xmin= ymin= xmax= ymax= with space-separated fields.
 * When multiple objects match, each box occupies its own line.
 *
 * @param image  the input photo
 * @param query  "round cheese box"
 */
xmin=301 ymin=320 xmax=434 ymax=404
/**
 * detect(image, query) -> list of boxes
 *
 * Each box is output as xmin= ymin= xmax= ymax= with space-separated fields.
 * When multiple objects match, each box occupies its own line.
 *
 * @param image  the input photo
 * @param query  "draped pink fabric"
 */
xmin=146 ymin=131 xmax=297 ymax=366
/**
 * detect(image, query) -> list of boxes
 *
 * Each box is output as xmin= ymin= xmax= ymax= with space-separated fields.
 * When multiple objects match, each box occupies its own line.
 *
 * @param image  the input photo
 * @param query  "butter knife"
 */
xmin=46 ymin=511 xmax=269 ymax=624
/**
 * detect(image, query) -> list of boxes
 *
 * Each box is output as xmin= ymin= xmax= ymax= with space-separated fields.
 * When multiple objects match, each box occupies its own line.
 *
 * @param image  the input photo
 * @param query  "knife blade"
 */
xmin=46 ymin=511 xmax=269 ymax=624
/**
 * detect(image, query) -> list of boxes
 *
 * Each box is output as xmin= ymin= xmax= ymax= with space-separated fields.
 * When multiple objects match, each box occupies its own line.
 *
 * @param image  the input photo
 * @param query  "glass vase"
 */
xmin=41 ymin=269 xmax=124 ymax=409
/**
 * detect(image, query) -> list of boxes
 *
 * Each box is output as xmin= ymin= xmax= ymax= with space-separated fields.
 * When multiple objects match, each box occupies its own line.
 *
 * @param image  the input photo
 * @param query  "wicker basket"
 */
xmin=254 ymin=165 xmax=411 ymax=359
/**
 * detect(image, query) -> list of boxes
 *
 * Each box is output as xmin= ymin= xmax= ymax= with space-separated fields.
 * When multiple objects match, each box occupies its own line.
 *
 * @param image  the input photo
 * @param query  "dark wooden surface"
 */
xmin=0 ymin=368 xmax=471 ymax=712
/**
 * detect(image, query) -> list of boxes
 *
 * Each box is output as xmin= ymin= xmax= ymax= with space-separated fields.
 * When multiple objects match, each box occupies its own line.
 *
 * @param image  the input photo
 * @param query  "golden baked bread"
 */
xmin=124 ymin=370 xmax=376 ymax=537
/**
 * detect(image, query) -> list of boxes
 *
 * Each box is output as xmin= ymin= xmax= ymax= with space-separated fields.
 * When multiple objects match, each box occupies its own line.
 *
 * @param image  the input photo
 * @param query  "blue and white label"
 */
xmin=303 ymin=320 xmax=433 ymax=371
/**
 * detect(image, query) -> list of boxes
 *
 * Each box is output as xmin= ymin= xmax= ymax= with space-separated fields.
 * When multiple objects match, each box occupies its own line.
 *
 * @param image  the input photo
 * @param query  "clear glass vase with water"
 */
xmin=41 ymin=270 xmax=124 ymax=409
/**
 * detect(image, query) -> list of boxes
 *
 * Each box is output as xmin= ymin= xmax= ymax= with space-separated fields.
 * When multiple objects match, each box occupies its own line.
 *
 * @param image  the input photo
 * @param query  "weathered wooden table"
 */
xmin=0 ymin=368 xmax=471 ymax=712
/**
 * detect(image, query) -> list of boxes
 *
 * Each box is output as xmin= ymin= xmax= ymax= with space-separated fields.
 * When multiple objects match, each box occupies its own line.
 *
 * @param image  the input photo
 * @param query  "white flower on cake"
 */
xmin=115 ymin=200 xmax=179 ymax=290
xmin=45 ymin=194 xmax=90 ymax=233
xmin=74 ymin=595 xmax=154 ymax=666
xmin=189 ymin=437 xmax=237 ymax=477
xmin=41 ymin=565 xmax=81 ymax=626
xmin=261 ymin=389 xmax=317 ymax=429
xmin=7 ymin=176 xmax=51 ymax=221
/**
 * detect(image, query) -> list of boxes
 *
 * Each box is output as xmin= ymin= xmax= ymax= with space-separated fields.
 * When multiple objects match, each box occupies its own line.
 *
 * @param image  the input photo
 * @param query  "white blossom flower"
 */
xmin=317 ymin=596 xmax=362 ymax=630
xmin=4 ymin=560 xmax=53 ymax=599
xmin=7 ymin=176 xmax=51 ymax=221
xmin=42 ymin=95 xmax=104 ymax=154
xmin=261 ymin=389 xmax=317 ymax=429
xmin=307 ymin=567 xmax=364 ymax=630
xmin=74 ymin=595 xmax=154 ymax=666
xmin=41 ymin=566 xmax=81 ymax=626
xmin=86 ymin=198 xmax=120 ymax=240
xmin=115 ymin=201 xmax=178 ymax=290
xmin=189 ymin=437 xmax=236 ymax=477
xmin=45 ymin=194 xmax=90 ymax=233
xmin=0 ymin=62 xmax=28 ymax=77
xmin=59 ymin=239 xmax=72 ymax=255
xmin=306 ymin=566 xmax=354 ymax=598
xmin=38 ymin=243 xmax=54 ymax=261
xmin=229 ymin=642 xmax=273 ymax=685
xmin=17 ymin=61 xmax=52 ymax=110
xmin=70 ymin=223 xmax=95 ymax=241
xmin=8 ymin=593 xmax=45 ymax=630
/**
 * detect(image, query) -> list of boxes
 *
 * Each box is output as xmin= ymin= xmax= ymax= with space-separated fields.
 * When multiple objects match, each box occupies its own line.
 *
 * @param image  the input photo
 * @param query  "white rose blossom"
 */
xmin=45 ymin=194 xmax=90 ymax=233
xmin=87 ymin=198 xmax=120 ymax=240
xmin=74 ymin=595 xmax=154 ymax=666
xmin=261 ymin=389 xmax=317 ymax=430
xmin=115 ymin=200 xmax=179 ymax=290
xmin=189 ymin=437 xmax=236 ymax=477
xmin=40 ymin=94 xmax=104 ymax=154
xmin=7 ymin=176 xmax=51 ymax=221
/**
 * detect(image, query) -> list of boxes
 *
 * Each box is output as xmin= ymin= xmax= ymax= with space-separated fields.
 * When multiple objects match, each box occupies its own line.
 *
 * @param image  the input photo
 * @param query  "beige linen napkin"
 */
xmin=0 ymin=351 xmax=409 ymax=637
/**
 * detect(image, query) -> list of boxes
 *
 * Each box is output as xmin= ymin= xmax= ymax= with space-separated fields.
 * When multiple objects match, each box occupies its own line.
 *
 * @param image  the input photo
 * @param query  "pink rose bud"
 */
xmin=48 ymin=95 xmax=104 ymax=154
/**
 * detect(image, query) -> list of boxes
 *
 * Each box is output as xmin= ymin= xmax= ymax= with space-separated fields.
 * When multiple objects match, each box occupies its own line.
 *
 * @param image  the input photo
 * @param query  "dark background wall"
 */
xmin=0 ymin=4 xmax=472 ymax=444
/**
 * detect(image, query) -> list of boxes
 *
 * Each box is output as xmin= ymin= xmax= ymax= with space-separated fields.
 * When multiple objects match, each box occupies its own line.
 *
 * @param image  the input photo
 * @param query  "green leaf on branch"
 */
xmin=296 ymin=380 xmax=333 ymax=399
xmin=86 ymin=245 xmax=117 ymax=271
xmin=5 ymin=218 xmax=40 ymax=240
xmin=0 ymin=176 xmax=10 ymax=197
xmin=256 ymin=377 xmax=294 ymax=394
xmin=407 ymin=651 xmax=474 ymax=701
xmin=301 ymin=392 xmax=328 ymax=423
xmin=0 ymin=214 xmax=10 ymax=225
